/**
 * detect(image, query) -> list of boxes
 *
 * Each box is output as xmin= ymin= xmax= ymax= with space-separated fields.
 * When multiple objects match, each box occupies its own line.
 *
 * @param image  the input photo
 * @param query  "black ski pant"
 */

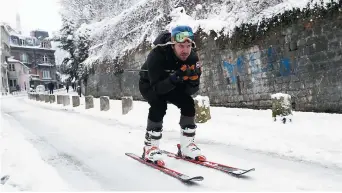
xmin=139 ymin=79 xmax=196 ymax=130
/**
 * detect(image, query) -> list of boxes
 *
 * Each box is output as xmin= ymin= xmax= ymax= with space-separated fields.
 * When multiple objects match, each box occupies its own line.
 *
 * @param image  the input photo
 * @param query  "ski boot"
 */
xmin=178 ymin=125 xmax=206 ymax=162
xmin=142 ymin=128 xmax=165 ymax=167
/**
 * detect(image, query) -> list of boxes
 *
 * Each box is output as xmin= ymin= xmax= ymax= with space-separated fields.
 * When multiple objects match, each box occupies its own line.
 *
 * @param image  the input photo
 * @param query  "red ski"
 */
xmin=161 ymin=147 xmax=255 ymax=177
xmin=125 ymin=153 xmax=204 ymax=183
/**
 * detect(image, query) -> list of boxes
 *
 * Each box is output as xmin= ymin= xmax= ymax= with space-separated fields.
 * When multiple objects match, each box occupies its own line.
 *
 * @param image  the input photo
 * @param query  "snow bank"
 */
xmin=0 ymin=114 xmax=70 ymax=191
xmin=27 ymin=90 xmax=342 ymax=169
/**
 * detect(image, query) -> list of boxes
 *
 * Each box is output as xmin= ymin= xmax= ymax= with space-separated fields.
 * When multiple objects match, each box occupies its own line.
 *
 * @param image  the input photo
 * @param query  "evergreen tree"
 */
xmin=59 ymin=18 xmax=77 ymax=82
xmin=58 ymin=18 xmax=90 ymax=84
xmin=75 ymin=28 xmax=90 ymax=82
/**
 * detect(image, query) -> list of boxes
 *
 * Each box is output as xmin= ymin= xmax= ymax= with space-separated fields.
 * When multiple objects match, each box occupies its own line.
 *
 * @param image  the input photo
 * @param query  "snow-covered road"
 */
xmin=1 ymin=94 xmax=342 ymax=191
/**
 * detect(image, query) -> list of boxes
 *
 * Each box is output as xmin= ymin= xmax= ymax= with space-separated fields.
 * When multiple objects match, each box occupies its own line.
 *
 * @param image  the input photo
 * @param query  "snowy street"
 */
xmin=1 ymin=0 xmax=342 ymax=191
xmin=1 ymin=93 xmax=342 ymax=191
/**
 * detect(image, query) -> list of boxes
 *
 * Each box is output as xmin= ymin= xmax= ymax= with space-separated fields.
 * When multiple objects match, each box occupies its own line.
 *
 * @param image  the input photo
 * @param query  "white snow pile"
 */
xmin=0 ymin=114 xmax=70 ymax=191
xmin=60 ymin=0 xmax=339 ymax=67
xmin=195 ymin=95 xmax=210 ymax=108
xmin=271 ymin=93 xmax=291 ymax=100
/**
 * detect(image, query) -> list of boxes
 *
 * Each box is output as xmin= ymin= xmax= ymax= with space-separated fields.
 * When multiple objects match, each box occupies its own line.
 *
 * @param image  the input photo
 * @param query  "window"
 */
xmin=42 ymin=70 xmax=50 ymax=79
xmin=26 ymin=38 xmax=34 ymax=46
xmin=20 ymin=53 xmax=28 ymax=63
xmin=9 ymin=64 xmax=15 ymax=71
xmin=20 ymin=39 xmax=25 ymax=46
xmin=9 ymin=79 xmax=17 ymax=87
xmin=41 ymin=42 xmax=49 ymax=48
xmin=43 ymin=55 xmax=48 ymax=63
xmin=10 ymin=36 xmax=19 ymax=45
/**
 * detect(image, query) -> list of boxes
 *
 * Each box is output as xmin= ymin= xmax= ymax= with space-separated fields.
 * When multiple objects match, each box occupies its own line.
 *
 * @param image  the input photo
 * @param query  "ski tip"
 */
xmin=245 ymin=168 xmax=255 ymax=173
xmin=181 ymin=175 xmax=204 ymax=182
xmin=232 ymin=168 xmax=255 ymax=176
xmin=189 ymin=176 xmax=204 ymax=182
xmin=0 ymin=175 xmax=10 ymax=185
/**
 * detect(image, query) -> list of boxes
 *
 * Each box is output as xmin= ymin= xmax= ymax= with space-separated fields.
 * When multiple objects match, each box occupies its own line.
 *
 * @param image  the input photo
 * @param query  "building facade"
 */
xmin=7 ymin=58 xmax=29 ymax=92
xmin=6 ymin=25 xmax=57 ymax=90
xmin=0 ymin=23 xmax=11 ymax=94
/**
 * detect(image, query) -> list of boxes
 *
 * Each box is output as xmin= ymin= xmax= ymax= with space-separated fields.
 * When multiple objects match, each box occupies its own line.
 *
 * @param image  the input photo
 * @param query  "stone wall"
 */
xmin=197 ymin=10 xmax=342 ymax=112
xmin=85 ymin=7 xmax=342 ymax=113
xmin=85 ymin=51 xmax=148 ymax=99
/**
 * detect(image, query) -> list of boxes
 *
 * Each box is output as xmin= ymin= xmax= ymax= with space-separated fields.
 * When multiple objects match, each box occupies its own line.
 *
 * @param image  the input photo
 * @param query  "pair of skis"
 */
xmin=125 ymin=149 xmax=255 ymax=183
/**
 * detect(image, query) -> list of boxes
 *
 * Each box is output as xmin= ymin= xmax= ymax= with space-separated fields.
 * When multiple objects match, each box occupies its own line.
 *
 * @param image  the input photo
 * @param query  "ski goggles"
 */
xmin=172 ymin=31 xmax=194 ymax=43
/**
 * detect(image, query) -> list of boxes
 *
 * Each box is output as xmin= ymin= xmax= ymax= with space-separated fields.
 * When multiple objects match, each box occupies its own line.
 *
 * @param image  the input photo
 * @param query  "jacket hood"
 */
xmin=153 ymin=31 xmax=172 ymax=46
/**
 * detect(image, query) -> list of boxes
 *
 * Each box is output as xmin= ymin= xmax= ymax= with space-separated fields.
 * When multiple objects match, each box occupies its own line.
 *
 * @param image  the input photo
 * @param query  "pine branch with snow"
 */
xmin=57 ymin=0 xmax=340 ymax=68
xmin=58 ymin=17 xmax=91 ymax=83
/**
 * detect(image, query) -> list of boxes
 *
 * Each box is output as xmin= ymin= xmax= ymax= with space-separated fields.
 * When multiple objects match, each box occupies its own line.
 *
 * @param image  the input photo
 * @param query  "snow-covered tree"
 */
xmin=59 ymin=18 xmax=77 ymax=82
xmin=58 ymin=17 xmax=90 ymax=83
xmin=57 ymin=0 xmax=339 ymax=70
xmin=75 ymin=28 xmax=91 ymax=82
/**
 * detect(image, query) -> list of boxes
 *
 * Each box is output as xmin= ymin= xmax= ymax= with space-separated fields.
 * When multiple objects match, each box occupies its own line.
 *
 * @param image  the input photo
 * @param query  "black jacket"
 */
xmin=139 ymin=32 xmax=200 ymax=96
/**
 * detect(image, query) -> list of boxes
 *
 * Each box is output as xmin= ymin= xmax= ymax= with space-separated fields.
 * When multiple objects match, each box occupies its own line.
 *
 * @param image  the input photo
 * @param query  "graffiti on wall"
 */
xmin=222 ymin=47 xmax=298 ymax=84
xmin=223 ymin=56 xmax=243 ymax=84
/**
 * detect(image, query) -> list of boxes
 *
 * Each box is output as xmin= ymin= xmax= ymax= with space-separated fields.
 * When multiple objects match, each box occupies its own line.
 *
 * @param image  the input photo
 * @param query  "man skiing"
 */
xmin=139 ymin=25 xmax=205 ymax=167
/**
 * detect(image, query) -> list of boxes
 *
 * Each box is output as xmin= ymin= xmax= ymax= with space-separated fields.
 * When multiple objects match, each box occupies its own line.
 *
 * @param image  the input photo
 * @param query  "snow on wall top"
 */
xmin=66 ymin=0 xmax=338 ymax=66
xmin=271 ymin=93 xmax=292 ymax=100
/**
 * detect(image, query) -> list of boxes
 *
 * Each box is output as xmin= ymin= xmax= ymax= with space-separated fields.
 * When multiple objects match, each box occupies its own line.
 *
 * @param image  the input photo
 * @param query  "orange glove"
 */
xmin=188 ymin=64 xmax=201 ymax=80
